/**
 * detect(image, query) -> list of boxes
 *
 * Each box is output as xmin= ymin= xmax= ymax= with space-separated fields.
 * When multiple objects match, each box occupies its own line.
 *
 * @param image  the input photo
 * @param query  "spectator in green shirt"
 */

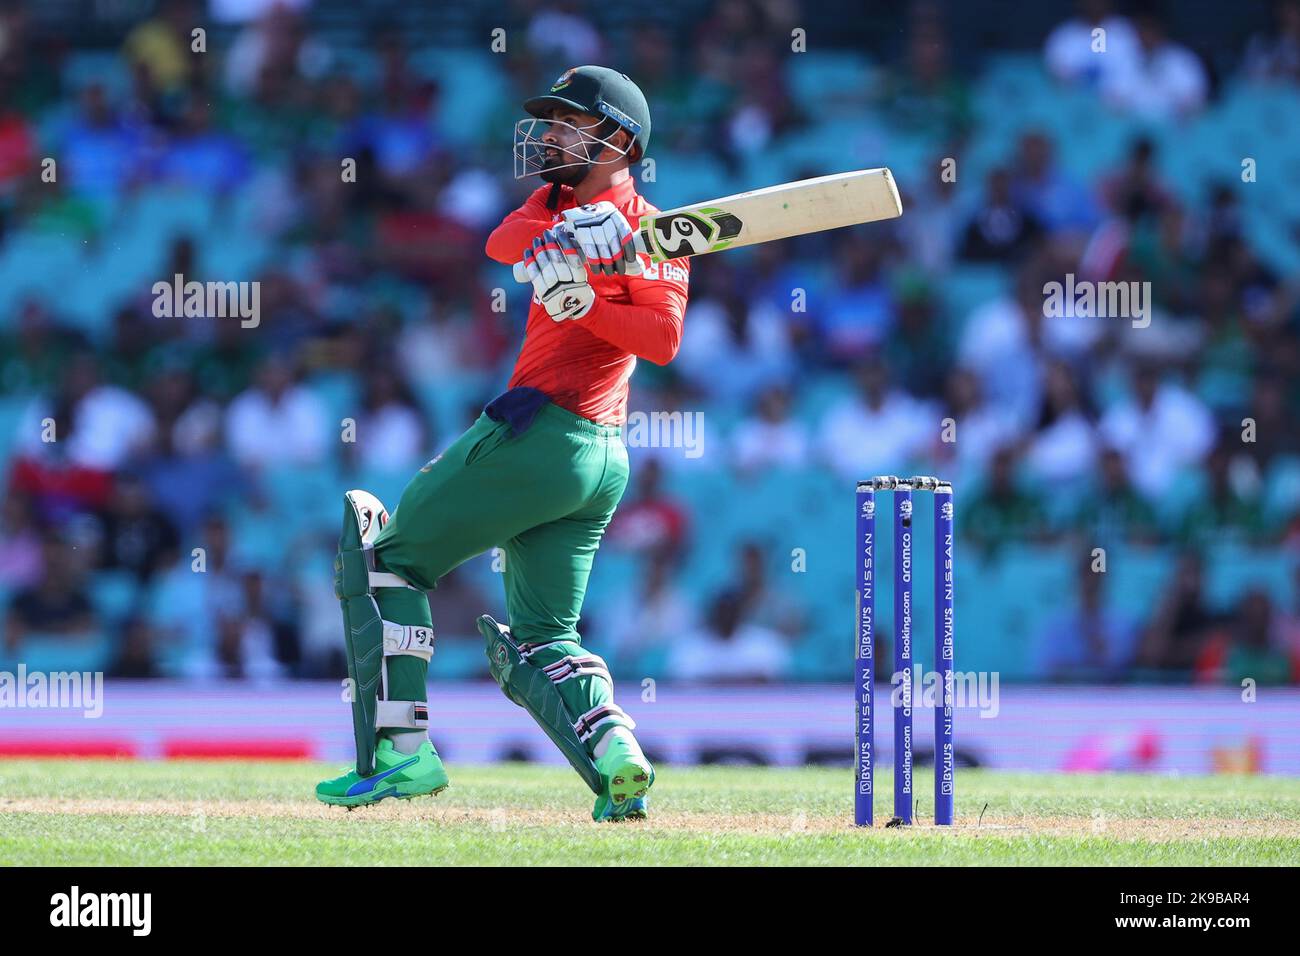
xmin=961 ymin=445 xmax=1053 ymax=555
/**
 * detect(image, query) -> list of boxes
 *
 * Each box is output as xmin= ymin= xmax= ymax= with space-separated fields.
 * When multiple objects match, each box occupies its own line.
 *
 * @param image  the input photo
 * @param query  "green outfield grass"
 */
xmin=2 ymin=761 xmax=1298 ymax=865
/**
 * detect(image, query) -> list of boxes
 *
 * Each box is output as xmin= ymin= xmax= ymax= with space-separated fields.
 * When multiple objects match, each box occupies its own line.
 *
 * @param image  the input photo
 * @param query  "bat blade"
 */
xmin=636 ymin=167 xmax=901 ymax=263
xmin=510 ymin=167 xmax=901 ymax=282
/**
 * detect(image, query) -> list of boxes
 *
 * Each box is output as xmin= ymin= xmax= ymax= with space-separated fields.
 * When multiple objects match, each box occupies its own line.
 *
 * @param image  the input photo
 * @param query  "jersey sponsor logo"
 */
xmin=641 ymin=260 xmax=689 ymax=284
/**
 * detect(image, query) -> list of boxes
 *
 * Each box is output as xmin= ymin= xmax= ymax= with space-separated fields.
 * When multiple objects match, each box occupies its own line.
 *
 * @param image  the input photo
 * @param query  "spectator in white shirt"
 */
xmin=225 ymin=355 xmax=329 ymax=469
xmin=18 ymin=351 xmax=155 ymax=470
xmin=347 ymin=369 xmax=428 ymax=472
xmin=526 ymin=2 xmax=605 ymax=63
xmin=667 ymin=590 xmax=791 ymax=683
xmin=223 ymin=2 xmax=330 ymax=97
xmin=957 ymin=269 xmax=1048 ymax=429
xmin=934 ymin=368 xmax=1021 ymax=476
xmin=1099 ymin=363 xmax=1216 ymax=496
xmin=398 ymin=300 xmax=486 ymax=382
xmin=1100 ymin=12 xmax=1208 ymax=120
xmin=732 ymin=384 xmax=810 ymax=474
xmin=817 ymin=360 xmax=937 ymax=481
xmin=1025 ymin=360 xmax=1099 ymax=482
xmin=898 ymin=153 xmax=962 ymax=274
xmin=1045 ymin=0 xmax=1141 ymax=89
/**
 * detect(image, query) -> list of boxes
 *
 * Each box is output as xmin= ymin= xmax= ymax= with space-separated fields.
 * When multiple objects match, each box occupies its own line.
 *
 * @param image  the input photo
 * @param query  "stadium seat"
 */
xmin=88 ymin=570 xmax=141 ymax=625
xmin=1202 ymin=542 xmax=1296 ymax=611
xmin=0 ymin=233 xmax=83 ymax=318
xmin=16 ymin=633 xmax=114 ymax=673
xmin=785 ymin=52 xmax=875 ymax=114
xmin=411 ymin=50 xmax=514 ymax=146
xmin=1263 ymin=455 xmax=1300 ymax=523
xmin=1104 ymin=544 xmax=1176 ymax=620
xmin=62 ymin=51 xmax=132 ymax=97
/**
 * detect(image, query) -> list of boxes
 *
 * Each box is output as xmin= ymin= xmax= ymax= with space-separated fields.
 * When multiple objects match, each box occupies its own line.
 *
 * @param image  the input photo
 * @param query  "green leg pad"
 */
xmin=479 ymin=614 xmax=604 ymax=795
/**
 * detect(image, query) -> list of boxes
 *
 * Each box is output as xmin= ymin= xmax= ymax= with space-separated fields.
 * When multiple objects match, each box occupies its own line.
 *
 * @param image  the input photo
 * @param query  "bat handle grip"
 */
xmin=624 ymin=231 xmax=647 ymax=276
xmin=513 ymin=232 xmax=649 ymax=280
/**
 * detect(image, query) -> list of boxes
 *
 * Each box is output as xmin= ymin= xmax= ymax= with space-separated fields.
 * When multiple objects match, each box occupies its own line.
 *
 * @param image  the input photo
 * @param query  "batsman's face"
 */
xmin=540 ymin=108 xmax=604 ymax=166
xmin=513 ymin=107 xmax=628 ymax=181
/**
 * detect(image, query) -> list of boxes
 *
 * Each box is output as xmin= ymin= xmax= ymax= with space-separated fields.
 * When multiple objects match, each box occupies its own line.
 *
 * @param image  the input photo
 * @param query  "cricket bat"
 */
xmin=512 ymin=167 xmax=901 ymax=280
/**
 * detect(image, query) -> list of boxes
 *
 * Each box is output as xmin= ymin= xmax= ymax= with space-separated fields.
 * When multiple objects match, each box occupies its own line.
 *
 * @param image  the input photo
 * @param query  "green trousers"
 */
xmin=373 ymin=403 xmax=630 ymax=645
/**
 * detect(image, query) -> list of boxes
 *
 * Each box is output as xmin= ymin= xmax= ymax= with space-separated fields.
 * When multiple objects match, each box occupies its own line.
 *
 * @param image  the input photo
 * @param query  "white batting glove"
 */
xmin=518 ymin=227 xmax=595 ymax=322
xmin=561 ymin=201 xmax=642 ymax=276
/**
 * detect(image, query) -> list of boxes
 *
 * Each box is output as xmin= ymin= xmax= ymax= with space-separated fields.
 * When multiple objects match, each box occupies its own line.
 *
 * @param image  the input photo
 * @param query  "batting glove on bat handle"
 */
xmin=513 ymin=231 xmax=647 ymax=281
xmin=624 ymin=232 xmax=646 ymax=276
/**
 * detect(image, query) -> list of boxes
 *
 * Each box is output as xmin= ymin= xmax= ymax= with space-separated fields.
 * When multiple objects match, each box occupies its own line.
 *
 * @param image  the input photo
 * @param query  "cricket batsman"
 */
xmin=316 ymin=66 xmax=688 ymax=821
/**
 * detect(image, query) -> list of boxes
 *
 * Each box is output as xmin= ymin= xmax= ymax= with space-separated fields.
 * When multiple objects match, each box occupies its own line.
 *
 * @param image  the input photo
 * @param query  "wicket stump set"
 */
xmin=855 ymin=476 xmax=955 ymax=827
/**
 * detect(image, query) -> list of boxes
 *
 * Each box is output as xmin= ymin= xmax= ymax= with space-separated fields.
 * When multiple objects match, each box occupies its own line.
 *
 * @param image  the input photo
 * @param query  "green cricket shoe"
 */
xmin=316 ymin=737 xmax=449 ymax=808
xmin=592 ymin=734 xmax=654 ymax=822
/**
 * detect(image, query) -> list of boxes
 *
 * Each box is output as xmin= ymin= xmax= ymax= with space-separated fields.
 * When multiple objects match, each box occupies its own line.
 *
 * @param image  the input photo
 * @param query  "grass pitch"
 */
xmin=2 ymin=761 xmax=1298 ymax=865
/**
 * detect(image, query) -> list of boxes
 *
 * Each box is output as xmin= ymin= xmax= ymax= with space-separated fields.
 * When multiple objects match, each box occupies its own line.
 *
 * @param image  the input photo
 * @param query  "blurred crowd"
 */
xmin=0 ymin=0 xmax=1298 ymax=685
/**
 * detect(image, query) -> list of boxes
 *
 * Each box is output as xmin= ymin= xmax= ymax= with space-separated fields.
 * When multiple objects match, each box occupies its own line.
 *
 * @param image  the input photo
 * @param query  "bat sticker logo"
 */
xmin=651 ymin=212 xmax=718 ymax=257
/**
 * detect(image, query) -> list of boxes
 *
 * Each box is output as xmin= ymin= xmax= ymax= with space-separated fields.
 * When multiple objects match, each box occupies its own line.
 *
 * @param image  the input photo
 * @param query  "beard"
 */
xmin=539 ymin=162 xmax=591 ymax=187
xmin=538 ymin=148 xmax=592 ymax=186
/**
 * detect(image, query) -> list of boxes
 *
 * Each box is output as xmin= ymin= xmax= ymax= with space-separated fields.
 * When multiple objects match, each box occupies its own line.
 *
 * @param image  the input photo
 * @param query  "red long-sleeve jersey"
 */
xmin=485 ymin=176 xmax=689 ymax=425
